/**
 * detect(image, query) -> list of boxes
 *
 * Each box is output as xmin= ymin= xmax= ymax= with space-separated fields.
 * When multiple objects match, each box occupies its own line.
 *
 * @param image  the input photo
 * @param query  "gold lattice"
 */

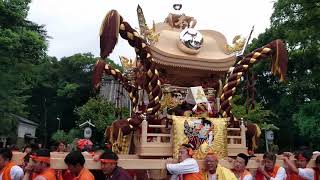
xmin=160 ymin=93 xmax=179 ymax=111
xmin=111 ymin=128 xmax=132 ymax=154
xmin=211 ymin=118 xmax=228 ymax=158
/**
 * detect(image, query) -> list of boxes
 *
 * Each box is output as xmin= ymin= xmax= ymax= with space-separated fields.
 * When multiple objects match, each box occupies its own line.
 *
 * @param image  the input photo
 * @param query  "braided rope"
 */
xmin=219 ymin=41 xmax=281 ymax=123
xmin=96 ymin=10 xmax=162 ymax=130
xmin=102 ymin=62 xmax=139 ymax=112
xmin=117 ymin=17 xmax=162 ymax=117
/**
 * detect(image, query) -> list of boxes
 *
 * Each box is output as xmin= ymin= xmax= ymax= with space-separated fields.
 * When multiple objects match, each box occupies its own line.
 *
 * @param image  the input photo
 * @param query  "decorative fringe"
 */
xmin=270 ymin=39 xmax=288 ymax=81
xmin=100 ymin=10 xmax=121 ymax=58
xmin=251 ymin=124 xmax=261 ymax=150
xmin=92 ymin=60 xmax=106 ymax=90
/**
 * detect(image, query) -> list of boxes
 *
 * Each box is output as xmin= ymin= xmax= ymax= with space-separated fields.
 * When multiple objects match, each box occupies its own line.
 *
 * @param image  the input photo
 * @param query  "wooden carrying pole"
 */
xmin=13 ymin=152 xmax=317 ymax=170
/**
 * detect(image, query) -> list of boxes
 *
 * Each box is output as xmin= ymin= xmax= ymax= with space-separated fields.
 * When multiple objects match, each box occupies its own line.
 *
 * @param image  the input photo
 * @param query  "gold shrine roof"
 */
xmin=149 ymin=23 xmax=236 ymax=71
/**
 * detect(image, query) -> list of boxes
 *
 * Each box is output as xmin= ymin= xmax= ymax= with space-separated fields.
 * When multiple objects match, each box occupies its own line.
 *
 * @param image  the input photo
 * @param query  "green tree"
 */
xmin=51 ymin=130 xmax=69 ymax=144
xmin=51 ymin=128 xmax=81 ymax=144
xmin=0 ymin=0 xmax=125 ymax=146
xmin=293 ymin=100 xmax=320 ymax=149
xmin=75 ymin=97 xmax=117 ymax=133
xmin=27 ymin=53 xmax=97 ymax=146
xmin=232 ymin=96 xmax=278 ymax=126
xmin=247 ymin=0 xmax=320 ymax=150
xmin=0 ymin=0 xmax=47 ymax=138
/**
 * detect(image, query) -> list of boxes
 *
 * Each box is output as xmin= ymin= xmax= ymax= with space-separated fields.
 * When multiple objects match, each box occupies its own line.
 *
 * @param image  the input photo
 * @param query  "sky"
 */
xmin=27 ymin=0 xmax=274 ymax=64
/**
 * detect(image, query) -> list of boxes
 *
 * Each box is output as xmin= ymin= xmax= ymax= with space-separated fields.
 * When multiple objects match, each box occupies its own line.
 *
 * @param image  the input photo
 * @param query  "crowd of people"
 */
xmin=166 ymin=144 xmax=320 ymax=180
xmin=0 ymin=140 xmax=133 ymax=180
xmin=0 ymin=142 xmax=320 ymax=180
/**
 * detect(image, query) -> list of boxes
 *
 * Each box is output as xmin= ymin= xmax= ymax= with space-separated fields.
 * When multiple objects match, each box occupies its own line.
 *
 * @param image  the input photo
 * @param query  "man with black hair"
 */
xmin=98 ymin=149 xmax=132 ymax=180
xmin=0 ymin=148 xmax=23 ymax=180
xmin=256 ymin=152 xmax=286 ymax=180
xmin=282 ymin=148 xmax=315 ymax=180
xmin=232 ymin=153 xmax=252 ymax=180
xmin=64 ymin=151 xmax=94 ymax=180
xmin=166 ymin=144 xmax=203 ymax=180
xmin=23 ymin=149 xmax=56 ymax=180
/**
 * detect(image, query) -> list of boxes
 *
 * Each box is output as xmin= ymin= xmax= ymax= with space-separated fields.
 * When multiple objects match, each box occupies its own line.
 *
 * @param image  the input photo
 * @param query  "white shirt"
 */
xmin=298 ymin=168 xmax=315 ymax=180
xmin=209 ymin=173 xmax=217 ymax=180
xmin=237 ymin=174 xmax=253 ymax=180
xmin=0 ymin=165 xmax=24 ymax=180
xmin=166 ymin=158 xmax=199 ymax=180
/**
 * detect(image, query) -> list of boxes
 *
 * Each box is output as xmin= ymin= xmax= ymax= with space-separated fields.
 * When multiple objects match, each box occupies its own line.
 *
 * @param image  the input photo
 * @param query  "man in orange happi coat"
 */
xmin=64 ymin=151 xmax=94 ymax=180
xmin=0 ymin=148 xmax=24 ymax=180
xmin=166 ymin=144 xmax=203 ymax=180
xmin=23 ymin=149 xmax=56 ymax=180
xmin=282 ymin=149 xmax=316 ymax=180
xmin=256 ymin=152 xmax=286 ymax=180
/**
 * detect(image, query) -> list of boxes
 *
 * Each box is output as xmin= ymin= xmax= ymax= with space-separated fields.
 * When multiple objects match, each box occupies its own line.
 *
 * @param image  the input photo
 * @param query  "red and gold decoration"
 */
xmin=219 ymin=39 xmax=288 ymax=124
xmin=93 ymin=10 xmax=162 ymax=130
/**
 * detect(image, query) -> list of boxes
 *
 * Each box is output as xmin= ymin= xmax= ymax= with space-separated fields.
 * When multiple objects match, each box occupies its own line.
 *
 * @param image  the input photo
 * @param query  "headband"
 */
xmin=30 ymin=155 xmax=50 ymax=164
xmin=297 ymin=154 xmax=307 ymax=161
xmin=100 ymin=159 xmax=117 ymax=164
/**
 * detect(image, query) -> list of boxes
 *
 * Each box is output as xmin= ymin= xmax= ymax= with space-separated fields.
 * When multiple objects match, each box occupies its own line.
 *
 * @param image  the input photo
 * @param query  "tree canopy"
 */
xmin=246 ymin=0 xmax=320 ymax=150
xmin=0 ymin=0 xmax=47 ymax=138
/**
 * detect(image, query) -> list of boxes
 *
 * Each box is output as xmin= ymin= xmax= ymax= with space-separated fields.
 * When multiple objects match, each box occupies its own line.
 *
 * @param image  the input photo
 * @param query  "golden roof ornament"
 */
xmin=137 ymin=5 xmax=160 ymax=44
xmin=225 ymin=26 xmax=255 ymax=56
xmin=119 ymin=56 xmax=136 ymax=70
xmin=224 ymin=35 xmax=246 ymax=55
xmin=146 ymin=21 xmax=160 ymax=44
xmin=119 ymin=56 xmax=138 ymax=82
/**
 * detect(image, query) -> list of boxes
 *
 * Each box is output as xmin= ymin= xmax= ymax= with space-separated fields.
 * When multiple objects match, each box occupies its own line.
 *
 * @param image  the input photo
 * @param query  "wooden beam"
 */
xmin=12 ymin=152 xmax=317 ymax=170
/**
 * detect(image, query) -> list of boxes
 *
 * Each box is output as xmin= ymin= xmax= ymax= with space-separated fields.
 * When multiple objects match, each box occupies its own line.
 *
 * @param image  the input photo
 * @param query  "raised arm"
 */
xmin=282 ymin=156 xmax=299 ymax=174
xmin=166 ymin=159 xmax=199 ymax=175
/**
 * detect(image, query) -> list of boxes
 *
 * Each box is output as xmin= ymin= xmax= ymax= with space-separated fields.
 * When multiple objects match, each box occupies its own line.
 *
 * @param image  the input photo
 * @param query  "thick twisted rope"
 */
xmin=219 ymin=39 xmax=288 ymax=124
xmin=117 ymin=19 xmax=162 ymax=116
xmin=93 ymin=60 xmax=138 ymax=112
xmin=95 ymin=10 xmax=162 ymax=129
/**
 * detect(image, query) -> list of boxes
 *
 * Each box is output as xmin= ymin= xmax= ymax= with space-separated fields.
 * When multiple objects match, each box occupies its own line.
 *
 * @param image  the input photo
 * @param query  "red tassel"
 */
xmin=100 ymin=10 xmax=121 ymax=59
xmin=92 ymin=60 xmax=106 ymax=90
xmin=270 ymin=39 xmax=288 ymax=81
